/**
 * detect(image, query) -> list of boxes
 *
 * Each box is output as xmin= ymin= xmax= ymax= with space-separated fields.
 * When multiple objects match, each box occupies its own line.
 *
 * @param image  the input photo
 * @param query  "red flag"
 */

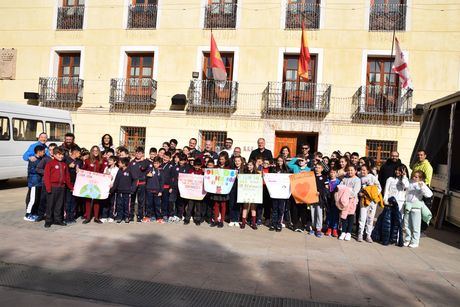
xmin=298 ymin=22 xmax=311 ymax=81
xmin=392 ymin=37 xmax=412 ymax=89
xmin=209 ymin=34 xmax=227 ymax=81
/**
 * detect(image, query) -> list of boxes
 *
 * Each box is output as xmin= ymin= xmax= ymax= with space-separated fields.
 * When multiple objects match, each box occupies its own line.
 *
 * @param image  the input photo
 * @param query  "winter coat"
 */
xmin=371 ymin=197 xmax=403 ymax=246
xmin=27 ymin=156 xmax=43 ymax=187
xmin=362 ymin=185 xmax=384 ymax=208
xmin=405 ymin=201 xmax=433 ymax=224
xmin=335 ymin=185 xmax=356 ymax=219
xmin=44 ymin=159 xmax=73 ymax=193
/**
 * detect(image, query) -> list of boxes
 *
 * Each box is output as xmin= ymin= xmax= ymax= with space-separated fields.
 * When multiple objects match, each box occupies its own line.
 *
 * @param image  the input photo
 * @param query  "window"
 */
xmin=283 ymin=54 xmax=317 ymax=83
xmin=120 ymin=126 xmax=146 ymax=153
xmin=12 ymin=118 xmax=44 ymax=141
xmin=369 ymin=0 xmax=406 ymax=31
xmin=46 ymin=122 xmax=71 ymax=142
xmin=57 ymin=0 xmax=85 ymax=30
xmin=366 ymin=56 xmax=399 ymax=112
xmin=203 ymin=52 xmax=234 ymax=81
xmin=199 ymin=130 xmax=227 ymax=152
xmin=128 ymin=0 xmax=158 ymax=29
xmin=126 ymin=53 xmax=155 ymax=96
xmin=57 ymin=52 xmax=81 ymax=94
xmin=285 ymin=0 xmax=321 ymax=29
xmin=205 ymin=0 xmax=237 ymax=29
xmin=0 ymin=117 xmax=10 ymax=140
xmin=366 ymin=139 xmax=398 ymax=167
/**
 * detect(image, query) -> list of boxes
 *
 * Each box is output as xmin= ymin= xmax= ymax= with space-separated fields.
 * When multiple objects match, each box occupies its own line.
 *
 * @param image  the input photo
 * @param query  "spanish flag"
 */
xmin=298 ymin=21 xmax=311 ymax=81
xmin=210 ymin=34 xmax=227 ymax=81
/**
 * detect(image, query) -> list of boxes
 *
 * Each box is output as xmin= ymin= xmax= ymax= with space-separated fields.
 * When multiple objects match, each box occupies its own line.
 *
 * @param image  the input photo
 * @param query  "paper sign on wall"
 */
xmin=73 ymin=170 xmax=111 ymax=200
xmin=204 ymin=168 xmax=237 ymax=194
xmin=178 ymin=173 xmax=207 ymax=200
xmin=263 ymin=173 xmax=291 ymax=199
xmin=290 ymin=171 xmax=319 ymax=204
xmin=237 ymin=174 xmax=263 ymax=204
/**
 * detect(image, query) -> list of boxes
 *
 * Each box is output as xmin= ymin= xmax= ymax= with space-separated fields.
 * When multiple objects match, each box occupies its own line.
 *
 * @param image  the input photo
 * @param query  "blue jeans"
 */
xmin=326 ymin=205 xmax=339 ymax=230
xmin=65 ymin=188 xmax=76 ymax=221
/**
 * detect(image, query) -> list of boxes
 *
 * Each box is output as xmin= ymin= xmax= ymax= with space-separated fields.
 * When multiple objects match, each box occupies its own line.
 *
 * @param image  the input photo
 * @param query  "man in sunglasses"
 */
xmin=299 ymin=144 xmax=313 ymax=168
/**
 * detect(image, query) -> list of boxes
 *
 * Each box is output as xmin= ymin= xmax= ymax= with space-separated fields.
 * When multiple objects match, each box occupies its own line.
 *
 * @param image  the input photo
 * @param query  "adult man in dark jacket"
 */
xmin=249 ymin=138 xmax=273 ymax=162
xmin=379 ymin=151 xmax=402 ymax=195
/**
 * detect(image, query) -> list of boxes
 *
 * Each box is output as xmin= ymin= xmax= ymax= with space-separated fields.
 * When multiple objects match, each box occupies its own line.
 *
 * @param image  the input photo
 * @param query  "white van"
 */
xmin=0 ymin=102 xmax=73 ymax=181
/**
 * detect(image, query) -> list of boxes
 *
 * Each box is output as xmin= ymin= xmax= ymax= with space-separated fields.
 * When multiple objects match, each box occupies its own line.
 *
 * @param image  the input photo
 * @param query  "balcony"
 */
xmin=263 ymin=82 xmax=331 ymax=119
xmin=352 ymin=85 xmax=413 ymax=122
xmin=56 ymin=6 xmax=84 ymax=30
xmin=369 ymin=3 xmax=406 ymax=31
xmin=204 ymin=3 xmax=237 ymax=29
xmin=285 ymin=2 xmax=320 ymax=29
xmin=187 ymin=80 xmax=238 ymax=115
xmin=128 ymin=3 xmax=158 ymax=29
xmin=38 ymin=77 xmax=83 ymax=110
xmin=109 ymin=78 xmax=157 ymax=113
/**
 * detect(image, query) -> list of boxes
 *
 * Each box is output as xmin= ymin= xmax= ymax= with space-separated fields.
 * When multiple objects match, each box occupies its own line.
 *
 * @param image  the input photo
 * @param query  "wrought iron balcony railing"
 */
xmin=128 ymin=3 xmax=158 ymax=29
xmin=56 ymin=6 xmax=84 ymax=30
xmin=352 ymin=85 xmax=413 ymax=122
xmin=187 ymin=79 xmax=238 ymax=114
xmin=262 ymin=81 xmax=331 ymax=119
xmin=369 ymin=3 xmax=406 ymax=31
xmin=39 ymin=77 xmax=83 ymax=110
xmin=285 ymin=2 xmax=320 ymax=29
xmin=109 ymin=78 xmax=157 ymax=113
xmin=204 ymin=3 xmax=237 ymax=29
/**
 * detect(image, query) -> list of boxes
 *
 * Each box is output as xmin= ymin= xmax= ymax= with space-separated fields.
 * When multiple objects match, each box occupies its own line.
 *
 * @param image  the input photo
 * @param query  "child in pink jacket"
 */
xmin=338 ymin=165 xmax=361 ymax=241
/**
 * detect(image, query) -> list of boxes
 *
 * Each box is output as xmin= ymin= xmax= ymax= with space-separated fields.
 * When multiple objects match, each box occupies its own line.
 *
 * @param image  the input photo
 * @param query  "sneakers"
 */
xmin=251 ymin=223 xmax=258 ymax=230
xmin=23 ymin=215 xmax=36 ymax=222
xmin=338 ymin=232 xmax=346 ymax=240
xmin=217 ymin=221 xmax=224 ymax=228
xmin=275 ymin=226 xmax=282 ymax=232
xmin=308 ymin=230 xmax=315 ymax=235
xmin=315 ymin=231 xmax=323 ymax=238
xmin=269 ymin=225 xmax=276 ymax=231
xmin=107 ymin=218 xmax=114 ymax=223
xmin=325 ymin=228 xmax=332 ymax=236
xmin=156 ymin=218 xmax=165 ymax=224
xmin=256 ymin=219 xmax=262 ymax=226
xmin=44 ymin=222 xmax=51 ymax=228
xmin=150 ymin=217 xmax=157 ymax=222
xmin=281 ymin=223 xmax=286 ymax=228
xmin=100 ymin=218 xmax=107 ymax=223
xmin=66 ymin=219 xmax=76 ymax=225
xmin=124 ymin=218 xmax=130 ymax=223
xmin=408 ymin=243 xmax=419 ymax=248
xmin=116 ymin=219 xmax=122 ymax=224
xmin=94 ymin=219 xmax=103 ymax=224
xmin=365 ymin=236 xmax=373 ymax=243
xmin=332 ymin=229 xmax=339 ymax=237
xmin=210 ymin=221 xmax=217 ymax=227
xmin=228 ymin=222 xmax=235 ymax=227
xmin=344 ymin=233 xmax=352 ymax=241
xmin=294 ymin=228 xmax=303 ymax=233
xmin=357 ymin=235 xmax=363 ymax=242
xmin=142 ymin=217 xmax=150 ymax=223
xmin=184 ymin=220 xmax=190 ymax=225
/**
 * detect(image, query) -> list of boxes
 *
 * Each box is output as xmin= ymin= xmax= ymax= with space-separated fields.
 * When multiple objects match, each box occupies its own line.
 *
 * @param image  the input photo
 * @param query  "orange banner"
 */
xmin=289 ymin=172 xmax=318 ymax=205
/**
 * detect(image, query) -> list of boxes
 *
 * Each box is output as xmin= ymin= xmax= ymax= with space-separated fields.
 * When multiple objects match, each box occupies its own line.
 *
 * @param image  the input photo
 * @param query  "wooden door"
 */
xmin=366 ymin=57 xmax=399 ymax=113
xmin=282 ymin=54 xmax=317 ymax=108
xmin=274 ymin=134 xmax=297 ymax=158
xmin=126 ymin=53 xmax=154 ymax=97
xmin=57 ymin=53 xmax=80 ymax=96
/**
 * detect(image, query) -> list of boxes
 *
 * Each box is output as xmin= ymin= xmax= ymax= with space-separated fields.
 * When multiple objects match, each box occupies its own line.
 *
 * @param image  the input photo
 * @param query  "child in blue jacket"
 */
xmin=24 ymin=145 xmax=46 ymax=221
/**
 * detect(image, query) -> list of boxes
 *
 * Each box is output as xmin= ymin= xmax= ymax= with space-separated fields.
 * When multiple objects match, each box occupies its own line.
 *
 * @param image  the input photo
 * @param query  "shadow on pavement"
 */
xmin=0 ymin=178 xmax=27 ymax=190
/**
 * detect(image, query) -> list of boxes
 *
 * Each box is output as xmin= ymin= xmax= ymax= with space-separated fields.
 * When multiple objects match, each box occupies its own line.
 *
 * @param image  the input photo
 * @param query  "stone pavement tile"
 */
xmin=351 ymin=265 xmax=423 ymax=306
xmin=410 ymin=250 xmax=460 ymax=273
xmin=439 ymin=272 xmax=460 ymax=289
xmin=151 ymin=268 xmax=209 ymax=288
xmin=308 ymin=268 xmax=366 ymax=306
xmin=201 ymin=275 xmax=258 ymax=295
xmin=400 ymin=270 xmax=460 ymax=306
xmin=105 ymin=263 xmax=162 ymax=282
xmin=255 ymin=278 xmax=310 ymax=301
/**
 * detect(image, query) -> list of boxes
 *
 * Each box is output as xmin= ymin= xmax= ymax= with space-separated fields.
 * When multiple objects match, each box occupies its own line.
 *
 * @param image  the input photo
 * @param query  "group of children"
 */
xmin=23 ymin=138 xmax=433 ymax=248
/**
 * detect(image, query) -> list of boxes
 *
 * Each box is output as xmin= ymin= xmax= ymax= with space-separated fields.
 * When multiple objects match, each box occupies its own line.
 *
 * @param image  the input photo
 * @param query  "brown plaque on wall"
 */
xmin=0 ymin=48 xmax=17 ymax=80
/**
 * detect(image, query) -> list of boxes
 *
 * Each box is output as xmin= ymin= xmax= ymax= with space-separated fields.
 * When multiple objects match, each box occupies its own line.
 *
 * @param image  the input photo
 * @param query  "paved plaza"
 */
xmin=0 ymin=179 xmax=459 ymax=306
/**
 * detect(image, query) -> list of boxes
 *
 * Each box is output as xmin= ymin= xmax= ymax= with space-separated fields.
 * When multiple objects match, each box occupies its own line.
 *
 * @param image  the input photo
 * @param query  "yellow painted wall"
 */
xmin=1 ymin=0 xmax=460 ymax=165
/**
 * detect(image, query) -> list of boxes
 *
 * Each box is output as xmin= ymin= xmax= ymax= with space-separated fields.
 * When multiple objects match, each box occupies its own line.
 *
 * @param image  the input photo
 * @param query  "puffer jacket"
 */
xmin=27 ymin=156 xmax=43 ymax=187
xmin=334 ymin=185 xmax=356 ymax=219
xmin=371 ymin=197 xmax=403 ymax=246
xmin=362 ymin=185 xmax=384 ymax=208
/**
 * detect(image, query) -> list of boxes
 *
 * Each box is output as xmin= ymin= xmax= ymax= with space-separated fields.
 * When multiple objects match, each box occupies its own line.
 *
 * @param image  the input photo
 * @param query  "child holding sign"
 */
xmin=185 ymin=158 xmax=205 ymax=225
xmin=269 ymin=156 xmax=289 ymax=232
xmin=240 ymin=161 xmax=258 ymax=230
xmin=210 ymin=152 xmax=231 ymax=228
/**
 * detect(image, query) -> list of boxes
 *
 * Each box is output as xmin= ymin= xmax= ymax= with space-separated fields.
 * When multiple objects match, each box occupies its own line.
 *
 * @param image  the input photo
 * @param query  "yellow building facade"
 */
xmin=1 ymin=0 xmax=459 ymax=165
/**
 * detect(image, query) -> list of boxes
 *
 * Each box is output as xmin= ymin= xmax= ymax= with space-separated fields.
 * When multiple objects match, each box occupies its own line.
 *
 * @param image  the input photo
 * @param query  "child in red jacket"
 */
xmin=44 ymin=147 xmax=74 ymax=228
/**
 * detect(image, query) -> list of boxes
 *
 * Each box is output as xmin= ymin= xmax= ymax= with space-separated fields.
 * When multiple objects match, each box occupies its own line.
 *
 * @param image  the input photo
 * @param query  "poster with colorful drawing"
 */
xmin=203 ymin=168 xmax=237 ymax=194
xmin=237 ymin=174 xmax=263 ymax=204
xmin=73 ymin=170 xmax=112 ymax=200
xmin=263 ymin=173 xmax=291 ymax=199
xmin=289 ymin=171 xmax=319 ymax=204
xmin=178 ymin=173 xmax=207 ymax=200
